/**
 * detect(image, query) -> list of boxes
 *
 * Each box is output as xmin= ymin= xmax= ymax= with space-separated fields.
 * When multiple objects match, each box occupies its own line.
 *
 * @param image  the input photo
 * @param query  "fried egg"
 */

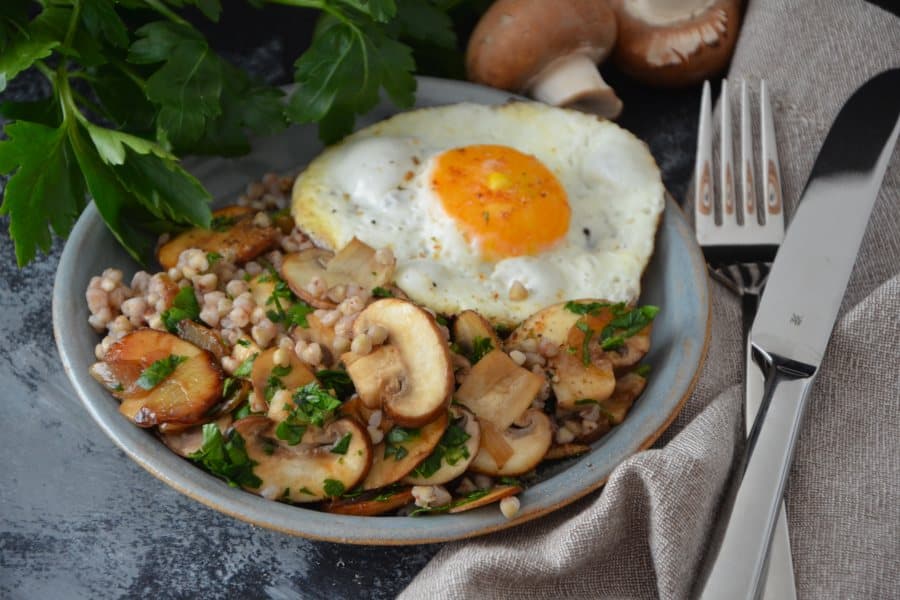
xmin=291 ymin=102 xmax=664 ymax=324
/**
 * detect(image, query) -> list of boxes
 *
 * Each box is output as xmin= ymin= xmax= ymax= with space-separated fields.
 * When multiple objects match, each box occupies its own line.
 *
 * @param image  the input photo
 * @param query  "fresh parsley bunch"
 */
xmin=0 ymin=0 xmax=460 ymax=267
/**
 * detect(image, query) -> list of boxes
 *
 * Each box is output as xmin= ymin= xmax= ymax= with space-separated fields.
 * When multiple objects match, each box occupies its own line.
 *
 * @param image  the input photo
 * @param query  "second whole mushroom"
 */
xmin=466 ymin=0 xmax=624 ymax=119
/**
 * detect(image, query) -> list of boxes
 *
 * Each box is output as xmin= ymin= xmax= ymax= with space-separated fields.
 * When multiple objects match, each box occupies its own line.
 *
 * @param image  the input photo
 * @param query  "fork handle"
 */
xmin=741 ymin=293 xmax=760 ymax=344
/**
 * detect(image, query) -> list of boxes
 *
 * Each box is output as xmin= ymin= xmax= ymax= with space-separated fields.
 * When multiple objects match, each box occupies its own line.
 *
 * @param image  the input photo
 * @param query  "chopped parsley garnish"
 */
xmin=275 ymin=382 xmax=342 ymax=445
xmin=160 ymin=286 xmax=201 ymax=333
xmin=410 ymin=419 xmax=471 ymax=479
xmin=372 ymin=286 xmax=393 ymax=298
xmin=331 ymin=432 xmax=353 ymax=455
xmin=409 ymin=489 xmax=492 ymax=517
xmin=469 ymin=336 xmax=494 ymax=364
xmin=262 ymin=270 xmax=313 ymax=328
xmin=233 ymin=352 xmax=258 ymax=378
xmin=498 ymin=477 xmax=521 ymax=487
xmin=384 ymin=426 xmax=420 ymax=461
xmin=341 ymin=486 xmax=366 ymax=499
xmin=221 ymin=377 xmax=241 ymax=399
xmin=209 ymin=215 xmax=240 ymax=232
xmin=323 ymin=478 xmax=346 ymax=497
xmin=373 ymin=484 xmax=403 ymax=502
xmin=316 ymin=369 xmax=356 ymax=399
xmin=189 ymin=424 xmax=261 ymax=489
xmin=493 ymin=323 xmax=513 ymax=339
xmin=564 ymin=301 xmax=610 ymax=315
xmin=298 ymin=486 xmax=315 ymax=496
xmin=598 ymin=305 xmax=660 ymax=350
xmin=236 ymin=339 xmax=251 ymax=347
xmin=264 ymin=374 xmax=286 ymax=403
xmin=634 ymin=364 xmax=652 ymax=378
xmin=575 ymin=320 xmax=593 ymax=366
xmin=435 ymin=314 xmax=449 ymax=327
xmin=233 ymin=403 xmax=253 ymax=420
xmin=206 ymin=251 xmax=223 ymax=265
xmin=136 ymin=355 xmax=187 ymax=390
xmin=260 ymin=437 xmax=277 ymax=456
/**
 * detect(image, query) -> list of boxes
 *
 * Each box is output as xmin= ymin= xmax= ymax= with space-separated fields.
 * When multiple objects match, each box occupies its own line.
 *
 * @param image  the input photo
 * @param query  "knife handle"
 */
xmin=697 ymin=348 xmax=816 ymax=600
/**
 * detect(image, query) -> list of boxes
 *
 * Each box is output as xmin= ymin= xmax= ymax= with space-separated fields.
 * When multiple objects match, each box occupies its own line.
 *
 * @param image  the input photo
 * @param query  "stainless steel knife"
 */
xmin=696 ymin=67 xmax=900 ymax=599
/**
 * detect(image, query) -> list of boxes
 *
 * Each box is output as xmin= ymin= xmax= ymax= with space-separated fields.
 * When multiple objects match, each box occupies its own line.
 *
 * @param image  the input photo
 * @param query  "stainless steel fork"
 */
xmin=693 ymin=79 xmax=795 ymax=599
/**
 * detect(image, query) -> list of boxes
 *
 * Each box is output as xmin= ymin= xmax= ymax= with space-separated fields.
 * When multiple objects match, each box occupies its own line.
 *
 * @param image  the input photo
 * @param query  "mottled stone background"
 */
xmin=0 ymin=6 xmax=698 ymax=598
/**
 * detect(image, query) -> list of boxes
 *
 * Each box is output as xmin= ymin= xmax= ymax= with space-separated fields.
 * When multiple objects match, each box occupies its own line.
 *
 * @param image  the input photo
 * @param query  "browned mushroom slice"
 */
xmin=248 ymin=272 xmax=292 ymax=313
xmin=232 ymin=415 xmax=372 ymax=503
xmin=159 ymin=414 xmax=233 ymax=458
xmin=602 ymin=370 xmax=647 ymax=426
xmin=344 ymin=299 xmax=453 ymax=427
xmin=250 ymin=347 xmax=316 ymax=413
xmin=470 ymin=409 xmax=553 ymax=477
xmin=505 ymin=300 xmax=589 ymax=353
xmin=97 ymin=329 xmax=224 ymax=427
xmin=454 ymin=349 xmax=543 ymax=431
xmin=448 ymin=485 xmax=522 ymax=514
xmin=551 ymin=350 xmax=616 ymax=412
xmin=176 ymin=319 xmax=227 ymax=359
xmin=544 ymin=443 xmax=591 ymax=461
xmin=403 ymin=406 xmax=481 ymax=486
xmin=280 ymin=238 xmax=395 ymax=309
xmin=361 ymin=412 xmax=448 ymax=491
xmin=157 ymin=206 xmax=280 ymax=269
xmin=280 ymin=248 xmax=336 ymax=308
xmin=452 ymin=310 xmax=501 ymax=362
xmin=323 ymin=487 xmax=415 ymax=516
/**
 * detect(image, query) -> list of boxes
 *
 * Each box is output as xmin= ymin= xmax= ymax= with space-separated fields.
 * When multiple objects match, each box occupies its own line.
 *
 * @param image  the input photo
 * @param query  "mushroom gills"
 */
xmin=470 ymin=409 xmax=553 ymax=477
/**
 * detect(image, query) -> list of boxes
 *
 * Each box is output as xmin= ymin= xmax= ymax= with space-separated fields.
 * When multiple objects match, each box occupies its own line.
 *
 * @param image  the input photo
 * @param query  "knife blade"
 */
xmin=696 ymin=67 xmax=900 ymax=599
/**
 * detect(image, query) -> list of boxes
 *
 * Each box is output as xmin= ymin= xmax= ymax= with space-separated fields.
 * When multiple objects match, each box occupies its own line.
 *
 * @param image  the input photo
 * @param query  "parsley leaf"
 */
xmin=233 ymin=352 xmax=259 ymax=378
xmin=384 ymin=426 xmax=420 ymax=461
xmin=160 ymin=285 xmax=201 ymax=333
xmin=598 ymin=305 xmax=660 ymax=350
xmin=564 ymin=301 xmax=611 ymax=315
xmin=287 ymin=14 xmax=415 ymax=143
xmin=468 ymin=336 xmax=494 ymax=364
xmin=372 ymin=286 xmax=393 ymax=298
xmin=189 ymin=423 xmax=261 ymax=488
xmin=410 ymin=419 xmax=470 ymax=479
xmin=136 ymin=354 xmax=187 ymax=390
xmin=0 ymin=120 xmax=85 ymax=266
xmin=330 ymin=432 xmax=353 ymax=455
xmin=408 ymin=489 xmax=491 ymax=517
xmin=323 ymin=478 xmax=346 ymax=497
xmin=316 ymin=369 xmax=356 ymax=399
xmin=275 ymin=382 xmax=342 ymax=446
xmin=634 ymin=364 xmax=651 ymax=378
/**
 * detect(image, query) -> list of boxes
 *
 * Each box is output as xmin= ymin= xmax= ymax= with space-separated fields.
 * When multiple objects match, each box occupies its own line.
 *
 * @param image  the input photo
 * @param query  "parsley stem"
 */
xmin=110 ymin=58 xmax=148 ymax=92
xmin=63 ymin=0 xmax=82 ymax=48
xmin=144 ymin=0 xmax=191 ymax=26
xmin=33 ymin=61 xmax=56 ymax=85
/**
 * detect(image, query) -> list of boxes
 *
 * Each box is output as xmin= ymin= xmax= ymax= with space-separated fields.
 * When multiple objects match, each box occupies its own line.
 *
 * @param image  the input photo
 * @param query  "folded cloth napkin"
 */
xmin=400 ymin=1 xmax=900 ymax=598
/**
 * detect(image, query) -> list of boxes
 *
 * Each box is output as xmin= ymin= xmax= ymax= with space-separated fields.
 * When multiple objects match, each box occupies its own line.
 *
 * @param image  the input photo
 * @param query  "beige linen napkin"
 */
xmin=400 ymin=1 xmax=900 ymax=598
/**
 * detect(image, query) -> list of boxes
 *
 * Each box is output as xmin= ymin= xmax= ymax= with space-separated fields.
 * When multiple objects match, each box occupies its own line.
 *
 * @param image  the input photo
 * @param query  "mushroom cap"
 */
xmin=346 ymin=298 xmax=454 ymax=427
xmin=466 ymin=0 xmax=617 ymax=92
xmin=361 ymin=411 xmax=449 ymax=491
xmin=609 ymin=0 xmax=742 ymax=87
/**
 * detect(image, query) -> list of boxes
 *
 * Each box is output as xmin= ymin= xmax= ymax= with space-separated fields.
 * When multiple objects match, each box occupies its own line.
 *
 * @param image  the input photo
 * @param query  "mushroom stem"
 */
xmin=528 ymin=54 xmax=623 ymax=119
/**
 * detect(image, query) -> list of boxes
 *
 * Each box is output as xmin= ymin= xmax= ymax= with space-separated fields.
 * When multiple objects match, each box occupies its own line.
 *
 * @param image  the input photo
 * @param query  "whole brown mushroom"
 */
xmin=608 ymin=0 xmax=742 ymax=87
xmin=466 ymin=0 xmax=623 ymax=119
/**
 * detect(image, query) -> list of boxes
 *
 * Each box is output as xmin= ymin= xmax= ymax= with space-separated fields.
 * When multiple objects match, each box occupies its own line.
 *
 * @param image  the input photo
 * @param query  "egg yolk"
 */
xmin=431 ymin=145 xmax=570 ymax=260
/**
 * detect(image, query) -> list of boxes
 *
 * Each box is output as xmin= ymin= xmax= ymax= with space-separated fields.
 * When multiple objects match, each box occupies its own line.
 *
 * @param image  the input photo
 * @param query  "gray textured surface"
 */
xmin=0 ymin=38 xmax=700 ymax=600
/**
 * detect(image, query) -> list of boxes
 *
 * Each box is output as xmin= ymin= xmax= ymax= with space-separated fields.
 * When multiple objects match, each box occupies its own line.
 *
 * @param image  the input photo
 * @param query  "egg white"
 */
xmin=291 ymin=102 xmax=665 ymax=324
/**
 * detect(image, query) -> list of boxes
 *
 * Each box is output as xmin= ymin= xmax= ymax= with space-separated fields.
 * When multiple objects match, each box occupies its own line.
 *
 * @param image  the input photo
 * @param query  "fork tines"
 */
xmin=694 ymin=79 xmax=784 ymax=265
